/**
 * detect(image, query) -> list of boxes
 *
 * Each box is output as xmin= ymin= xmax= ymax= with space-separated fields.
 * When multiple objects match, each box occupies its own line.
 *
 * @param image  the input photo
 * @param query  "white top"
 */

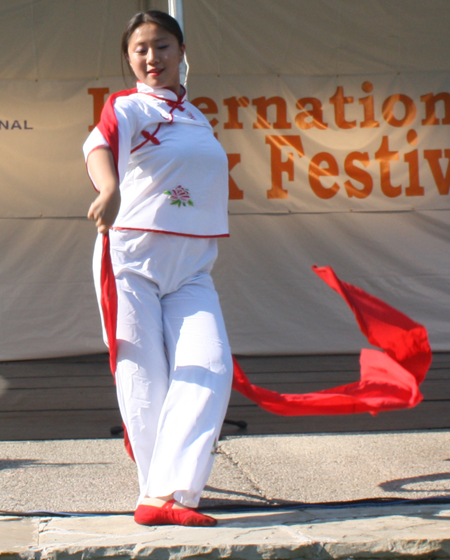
xmin=83 ymin=82 xmax=229 ymax=238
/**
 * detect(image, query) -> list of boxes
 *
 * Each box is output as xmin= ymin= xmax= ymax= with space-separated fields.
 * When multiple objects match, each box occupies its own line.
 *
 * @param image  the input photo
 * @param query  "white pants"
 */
xmin=93 ymin=230 xmax=233 ymax=507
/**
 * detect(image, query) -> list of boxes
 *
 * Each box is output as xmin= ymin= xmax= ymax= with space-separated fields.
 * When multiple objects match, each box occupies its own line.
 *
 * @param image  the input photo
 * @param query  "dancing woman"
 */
xmin=84 ymin=10 xmax=232 ymax=527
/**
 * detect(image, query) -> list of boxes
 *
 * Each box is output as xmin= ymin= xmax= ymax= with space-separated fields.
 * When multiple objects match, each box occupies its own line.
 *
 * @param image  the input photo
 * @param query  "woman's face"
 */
xmin=127 ymin=23 xmax=185 ymax=93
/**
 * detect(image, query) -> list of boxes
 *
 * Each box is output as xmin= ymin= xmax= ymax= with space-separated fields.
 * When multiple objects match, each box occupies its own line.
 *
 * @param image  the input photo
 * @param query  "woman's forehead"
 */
xmin=129 ymin=23 xmax=173 ymax=44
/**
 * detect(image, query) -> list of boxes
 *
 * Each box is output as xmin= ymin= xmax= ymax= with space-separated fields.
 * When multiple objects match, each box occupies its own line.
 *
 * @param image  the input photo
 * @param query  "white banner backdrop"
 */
xmin=1 ymin=72 xmax=450 ymax=359
xmin=0 ymin=218 xmax=102 ymax=360
xmin=3 ymin=72 xmax=450 ymax=218
xmin=0 ymin=78 xmax=124 ymax=219
xmin=1 ymin=0 xmax=450 ymax=360
xmin=214 ymin=210 xmax=450 ymax=355
xmin=189 ymin=73 xmax=450 ymax=214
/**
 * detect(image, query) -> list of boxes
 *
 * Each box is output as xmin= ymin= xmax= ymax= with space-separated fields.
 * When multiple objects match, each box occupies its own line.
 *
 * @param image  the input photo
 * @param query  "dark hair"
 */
xmin=121 ymin=10 xmax=184 ymax=60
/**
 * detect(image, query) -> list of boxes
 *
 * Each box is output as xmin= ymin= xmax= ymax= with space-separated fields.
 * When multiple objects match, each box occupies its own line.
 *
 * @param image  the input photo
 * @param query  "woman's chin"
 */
xmin=141 ymin=75 xmax=181 ymax=93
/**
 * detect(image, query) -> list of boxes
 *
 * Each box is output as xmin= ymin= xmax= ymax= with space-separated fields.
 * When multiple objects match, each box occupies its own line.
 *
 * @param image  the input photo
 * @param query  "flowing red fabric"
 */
xmin=232 ymin=265 xmax=432 ymax=416
xmin=101 ymin=233 xmax=134 ymax=460
xmin=100 ymin=233 xmax=117 ymax=376
xmin=96 ymin=91 xmax=137 ymax=461
xmin=101 ymin=233 xmax=431 ymax=457
xmin=96 ymin=89 xmax=431 ymax=430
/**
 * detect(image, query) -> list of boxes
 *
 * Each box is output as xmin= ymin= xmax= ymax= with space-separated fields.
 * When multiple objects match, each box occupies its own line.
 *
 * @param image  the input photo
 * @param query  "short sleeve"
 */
xmin=83 ymin=88 xmax=138 ymax=186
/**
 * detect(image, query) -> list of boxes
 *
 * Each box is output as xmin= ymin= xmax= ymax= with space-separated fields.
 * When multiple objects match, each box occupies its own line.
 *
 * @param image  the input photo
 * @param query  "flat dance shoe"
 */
xmin=134 ymin=499 xmax=217 ymax=527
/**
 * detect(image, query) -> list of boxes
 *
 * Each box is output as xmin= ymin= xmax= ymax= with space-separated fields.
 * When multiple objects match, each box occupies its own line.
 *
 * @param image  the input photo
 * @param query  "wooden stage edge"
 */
xmin=0 ymin=352 xmax=449 ymax=441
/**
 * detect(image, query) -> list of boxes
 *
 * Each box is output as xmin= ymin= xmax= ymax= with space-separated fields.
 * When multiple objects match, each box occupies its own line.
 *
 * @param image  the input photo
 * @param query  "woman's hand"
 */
xmin=88 ymin=187 xmax=121 ymax=234
xmin=86 ymin=147 xmax=121 ymax=233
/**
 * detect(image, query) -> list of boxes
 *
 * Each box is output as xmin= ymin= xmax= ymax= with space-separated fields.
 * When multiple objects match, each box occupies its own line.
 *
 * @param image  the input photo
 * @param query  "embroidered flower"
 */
xmin=164 ymin=185 xmax=194 ymax=207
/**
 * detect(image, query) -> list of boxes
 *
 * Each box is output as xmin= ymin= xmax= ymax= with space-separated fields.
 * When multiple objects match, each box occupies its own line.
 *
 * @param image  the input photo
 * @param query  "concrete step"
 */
xmin=3 ymin=503 xmax=450 ymax=559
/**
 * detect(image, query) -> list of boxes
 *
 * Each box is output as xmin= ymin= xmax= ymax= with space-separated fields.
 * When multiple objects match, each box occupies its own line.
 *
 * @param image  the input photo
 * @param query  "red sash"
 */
xmin=100 ymin=240 xmax=431 ymax=459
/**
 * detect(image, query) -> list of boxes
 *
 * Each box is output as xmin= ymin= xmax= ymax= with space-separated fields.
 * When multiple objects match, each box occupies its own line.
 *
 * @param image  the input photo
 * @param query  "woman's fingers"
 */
xmin=96 ymin=222 xmax=109 ymax=234
xmin=95 ymin=213 xmax=111 ymax=233
xmin=88 ymin=188 xmax=121 ymax=233
xmin=88 ymin=203 xmax=107 ymax=233
xmin=87 ymin=201 xmax=100 ymax=221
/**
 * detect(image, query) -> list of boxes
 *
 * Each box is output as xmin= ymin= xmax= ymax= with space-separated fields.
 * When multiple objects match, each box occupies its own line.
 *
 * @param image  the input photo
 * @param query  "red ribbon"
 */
xmin=100 ymin=239 xmax=431 ymax=456
xmin=232 ymin=265 xmax=431 ymax=416
xmin=100 ymin=233 xmax=118 ymax=377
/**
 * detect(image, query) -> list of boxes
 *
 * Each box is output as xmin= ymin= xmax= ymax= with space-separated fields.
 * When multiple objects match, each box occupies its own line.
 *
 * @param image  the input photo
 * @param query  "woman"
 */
xmin=83 ymin=10 xmax=233 ymax=527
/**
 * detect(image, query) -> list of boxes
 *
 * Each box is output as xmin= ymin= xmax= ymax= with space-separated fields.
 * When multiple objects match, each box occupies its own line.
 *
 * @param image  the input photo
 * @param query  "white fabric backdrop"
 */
xmin=1 ymin=0 xmax=450 ymax=360
xmin=190 ymin=73 xmax=450 ymax=214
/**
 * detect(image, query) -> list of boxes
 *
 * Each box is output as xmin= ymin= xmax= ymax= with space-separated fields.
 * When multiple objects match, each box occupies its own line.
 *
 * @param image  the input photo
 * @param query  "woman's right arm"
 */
xmin=87 ymin=147 xmax=121 ymax=234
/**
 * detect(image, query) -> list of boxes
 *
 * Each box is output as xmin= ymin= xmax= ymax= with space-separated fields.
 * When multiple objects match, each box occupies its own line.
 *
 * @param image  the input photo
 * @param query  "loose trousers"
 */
xmin=93 ymin=230 xmax=233 ymax=507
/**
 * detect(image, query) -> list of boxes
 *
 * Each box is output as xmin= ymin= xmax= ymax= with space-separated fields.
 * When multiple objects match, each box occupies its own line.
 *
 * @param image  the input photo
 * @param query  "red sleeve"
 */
xmin=96 ymin=88 xmax=137 ymax=176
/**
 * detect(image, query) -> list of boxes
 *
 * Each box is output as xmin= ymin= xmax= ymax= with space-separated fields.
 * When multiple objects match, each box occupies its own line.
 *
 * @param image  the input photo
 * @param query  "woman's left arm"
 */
xmin=87 ymin=147 xmax=121 ymax=234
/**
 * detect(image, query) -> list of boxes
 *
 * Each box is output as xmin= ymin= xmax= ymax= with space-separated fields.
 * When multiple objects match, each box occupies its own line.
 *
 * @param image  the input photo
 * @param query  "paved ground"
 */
xmin=1 ymin=431 xmax=449 ymax=513
xmin=1 ymin=430 xmax=450 ymax=558
xmin=5 ymin=503 xmax=450 ymax=559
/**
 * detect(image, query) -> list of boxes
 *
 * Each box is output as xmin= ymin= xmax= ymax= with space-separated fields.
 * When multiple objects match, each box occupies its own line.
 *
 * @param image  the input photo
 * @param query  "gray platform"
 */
xmin=1 ymin=431 xmax=450 ymax=558
xmin=4 ymin=503 xmax=450 ymax=560
xmin=1 ymin=354 xmax=449 ymax=558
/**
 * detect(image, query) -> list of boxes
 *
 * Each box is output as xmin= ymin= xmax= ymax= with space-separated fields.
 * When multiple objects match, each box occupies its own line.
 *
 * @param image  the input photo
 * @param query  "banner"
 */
xmin=1 ymin=0 xmax=450 ymax=362
xmin=0 ymin=78 xmax=125 ymax=218
xmin=2 ymin=73 xmax=450 ymax=218
xmin=189 ymin=73 xmax=450 ymax=214
xmin=1 ymin=72 xmax=450 ymax=360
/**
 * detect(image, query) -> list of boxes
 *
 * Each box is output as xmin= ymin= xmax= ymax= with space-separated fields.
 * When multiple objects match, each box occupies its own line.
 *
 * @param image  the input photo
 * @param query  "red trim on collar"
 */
xmin=137 ymin=84 xmax=186 ymax=111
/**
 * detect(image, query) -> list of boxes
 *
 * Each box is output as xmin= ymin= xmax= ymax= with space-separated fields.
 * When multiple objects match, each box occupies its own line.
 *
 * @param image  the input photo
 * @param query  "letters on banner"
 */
xmin=1 ymin=73 xmax=450 ymax=216
xmin=188 ymin=73 xmax=450 ymax=214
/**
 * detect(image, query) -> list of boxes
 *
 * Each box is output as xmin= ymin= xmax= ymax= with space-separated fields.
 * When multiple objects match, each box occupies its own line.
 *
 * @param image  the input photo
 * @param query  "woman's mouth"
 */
xmin=148 ymin=68 xmax=163 ymax=76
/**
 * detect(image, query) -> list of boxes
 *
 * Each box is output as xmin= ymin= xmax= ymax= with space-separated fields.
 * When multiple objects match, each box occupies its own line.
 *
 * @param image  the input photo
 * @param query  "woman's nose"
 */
xmin=146 ymin=48 xmax=158 ymax=64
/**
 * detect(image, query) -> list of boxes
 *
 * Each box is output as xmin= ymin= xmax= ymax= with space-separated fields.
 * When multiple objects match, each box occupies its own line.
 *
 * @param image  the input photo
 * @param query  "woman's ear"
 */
xmin=179 ymin=44 xmax=186 ymax=62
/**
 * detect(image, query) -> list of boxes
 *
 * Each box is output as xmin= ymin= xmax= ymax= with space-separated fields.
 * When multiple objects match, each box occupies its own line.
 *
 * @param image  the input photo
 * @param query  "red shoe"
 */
xmin=134 ymin=499 xmax=217 ymax=527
